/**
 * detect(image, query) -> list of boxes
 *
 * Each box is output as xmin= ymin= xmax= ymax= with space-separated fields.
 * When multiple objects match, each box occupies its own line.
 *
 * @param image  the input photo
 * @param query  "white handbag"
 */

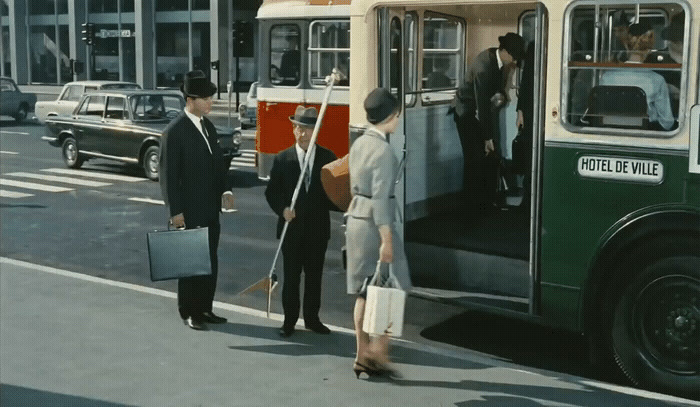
xmin=362 ymin=262 xmax=406 ymax=337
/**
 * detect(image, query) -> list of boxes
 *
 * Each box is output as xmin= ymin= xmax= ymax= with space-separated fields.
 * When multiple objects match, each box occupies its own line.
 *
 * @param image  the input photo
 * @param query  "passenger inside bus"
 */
xmin=599 ymin=22 xmax=675 ymax=130
xmin=453 ymin=32 xmax=525 ymax=213
xmin=646 ymin=11 xmax=684 ymax=117
xmin=279 ymin=34 xmax=301 ymax=85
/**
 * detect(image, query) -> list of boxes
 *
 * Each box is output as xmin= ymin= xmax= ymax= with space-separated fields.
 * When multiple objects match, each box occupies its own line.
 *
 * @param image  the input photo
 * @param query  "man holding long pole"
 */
xmin=265 ymin=106 xmax=337 ymax=338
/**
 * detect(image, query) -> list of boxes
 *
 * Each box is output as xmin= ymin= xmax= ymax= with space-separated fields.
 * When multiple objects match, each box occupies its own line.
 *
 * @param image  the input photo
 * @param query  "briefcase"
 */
xmin=321 ymin=154 xmax=351 ymax=212
xmin=146 ymin=227 xmax=211 ymax=281
xmin=362 ymin=262 xmax=406 ymax=337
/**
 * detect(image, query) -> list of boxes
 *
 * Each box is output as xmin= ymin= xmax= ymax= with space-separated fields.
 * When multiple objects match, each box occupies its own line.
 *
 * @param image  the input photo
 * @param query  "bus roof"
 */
xmin=258 ymin=0 xmax=352 ymax=19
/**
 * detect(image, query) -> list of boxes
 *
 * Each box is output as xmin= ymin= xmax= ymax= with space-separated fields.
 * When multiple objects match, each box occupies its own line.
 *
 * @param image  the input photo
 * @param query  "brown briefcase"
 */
xmin=321 ymin=154 xmax=351 ymax=212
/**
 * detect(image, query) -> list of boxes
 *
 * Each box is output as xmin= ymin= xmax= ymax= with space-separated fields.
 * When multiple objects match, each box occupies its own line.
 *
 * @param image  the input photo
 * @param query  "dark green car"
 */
xmin=45 ymin=90 xmax=241 ymax=180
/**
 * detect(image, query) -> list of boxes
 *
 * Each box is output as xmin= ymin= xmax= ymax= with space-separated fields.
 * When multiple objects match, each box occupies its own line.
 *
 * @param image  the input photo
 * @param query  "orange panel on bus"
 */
xmin=257 ymin=101 xmax=349 ymax=158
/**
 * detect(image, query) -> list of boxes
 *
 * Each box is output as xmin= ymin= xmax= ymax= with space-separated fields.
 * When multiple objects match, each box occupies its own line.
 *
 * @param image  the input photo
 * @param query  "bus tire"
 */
xmin=610 ymin=236 xmax=700 ymax=397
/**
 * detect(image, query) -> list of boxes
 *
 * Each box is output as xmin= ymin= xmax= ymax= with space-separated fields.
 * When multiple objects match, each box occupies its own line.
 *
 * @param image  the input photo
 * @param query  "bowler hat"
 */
xmin=180 ymin=70 xmax=216 ymax=98
xmin=498 ymin=33 xmax=525 ymax=61
xmin=289 ymin=105 xmax=318 ymax=127
xmin=364 ymin=88 xmax=398 ymax=124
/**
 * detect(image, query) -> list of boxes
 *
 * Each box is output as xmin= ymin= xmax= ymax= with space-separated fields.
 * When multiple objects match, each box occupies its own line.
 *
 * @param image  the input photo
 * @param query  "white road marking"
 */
xmin=41 ymin=168 xmax=145 ymax=182
xmin=0 ymin=179 xmax=73 ymax=192
xmin=7 ymin=172 xmax=111 ymax=187
xmin=0 ymin=151 xmax=19 ymax=155
xmin=230 ymin=162 xmax=256 ymax=168
xmin=0 ymin=190 xmax=34 ymax=198
xmin=0 ymin=131 xmax=29 ymax=136
xmin=128 ymin=197 xmax=165 ymax=205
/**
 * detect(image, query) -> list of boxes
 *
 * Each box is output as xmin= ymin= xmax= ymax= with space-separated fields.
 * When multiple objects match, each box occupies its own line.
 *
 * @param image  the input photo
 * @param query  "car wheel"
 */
xmin=62 ymin=137 xmax=83 ymax=168
xmin=610 ymin=236 xmax=700 ymax=397
xmin=143 ymin=145 xmax=159 ymax=181
xmin=14 ymin=104 xmax=28 ymax=122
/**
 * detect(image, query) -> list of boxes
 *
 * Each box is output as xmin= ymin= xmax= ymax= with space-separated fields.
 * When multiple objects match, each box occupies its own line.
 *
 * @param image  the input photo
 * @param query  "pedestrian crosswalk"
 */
xmin=0 ymin=168 xmax=146 ymax=199
xmin=1 ymin=151 xmax=258 ymax=200
xmin=230 ymin=149 xmax=255 ymax=169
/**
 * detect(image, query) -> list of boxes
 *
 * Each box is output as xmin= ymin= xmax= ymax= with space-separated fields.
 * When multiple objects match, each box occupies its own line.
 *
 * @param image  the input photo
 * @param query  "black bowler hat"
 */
xmin=180 ymin=70 xmax=216 ymax=98
xmin=289 ymin=105 xmax=318 ymax=127
xmin=498 ymin=32 xmax=525 ymax=61
xmin=364 ymin=88 xmax=398 ymax=124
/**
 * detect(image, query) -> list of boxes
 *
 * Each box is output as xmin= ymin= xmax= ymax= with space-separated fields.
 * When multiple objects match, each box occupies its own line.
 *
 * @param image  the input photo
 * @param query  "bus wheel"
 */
xmin=611 ymin=243 xmax=700 ymax=397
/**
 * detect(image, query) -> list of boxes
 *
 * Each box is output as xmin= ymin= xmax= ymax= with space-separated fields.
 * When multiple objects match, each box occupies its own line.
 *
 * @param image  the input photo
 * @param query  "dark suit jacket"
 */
xmin=265 ymin=144 xmax=337 ymax=244
xmin=455 ymin=48 xmax=504 ymax=143
xmin=159 ymin=112 xmax=232 ymax=227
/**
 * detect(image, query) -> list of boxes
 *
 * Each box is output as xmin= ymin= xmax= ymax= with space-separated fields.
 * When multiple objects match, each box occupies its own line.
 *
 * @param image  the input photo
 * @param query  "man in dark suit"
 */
xmin=265 ymin=106 xmax=337 ymax=338
xmin=454 ymin=33 xmax=524 ymax=212
xmin=159 ymin=70 xmax=235 ymax=331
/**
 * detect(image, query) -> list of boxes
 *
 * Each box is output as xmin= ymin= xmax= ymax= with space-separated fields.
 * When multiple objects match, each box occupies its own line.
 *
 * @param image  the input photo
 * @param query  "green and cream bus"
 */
xmin=346 ymin=0 xmax=699 ymax=397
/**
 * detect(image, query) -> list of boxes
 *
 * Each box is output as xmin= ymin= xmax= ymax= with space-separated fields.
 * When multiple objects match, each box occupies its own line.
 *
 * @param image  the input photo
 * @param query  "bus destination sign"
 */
xmin=578 ymin=156 xmax=663 ymax=184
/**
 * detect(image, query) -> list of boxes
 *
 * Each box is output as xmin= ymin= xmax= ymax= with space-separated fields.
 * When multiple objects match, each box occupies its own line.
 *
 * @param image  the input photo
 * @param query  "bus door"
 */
xmin=378 ymin=7 xmax=409 ymax=237
xmin=401 ymin=4 xmax=548 ymax=316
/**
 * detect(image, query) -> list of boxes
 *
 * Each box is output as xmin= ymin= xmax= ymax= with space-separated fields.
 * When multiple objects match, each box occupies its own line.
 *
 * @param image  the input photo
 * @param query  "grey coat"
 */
xmin=345 ymin=128 xmax=412 ymax=294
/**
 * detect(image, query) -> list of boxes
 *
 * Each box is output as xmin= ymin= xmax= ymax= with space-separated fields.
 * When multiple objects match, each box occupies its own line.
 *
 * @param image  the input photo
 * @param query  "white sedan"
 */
xmin=35 ymin=80 xmax=140 ymax=124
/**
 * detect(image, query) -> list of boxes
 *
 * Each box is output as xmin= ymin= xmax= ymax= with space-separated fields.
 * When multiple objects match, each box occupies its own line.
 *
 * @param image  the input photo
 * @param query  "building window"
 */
xmin=156 ymin=23 xmax=189 ymax=87
xmin=564 ymin=3 xmax=685 ymax=134
xmin=30 ymin=25 xmax=57 ymax=83
xmin=156 ymin=0 xmax=188 ymax=12
xmin=421 ymin=12 xmax=464 ymax=104
xmin=270 ymin=24 xmax=301 ymax=86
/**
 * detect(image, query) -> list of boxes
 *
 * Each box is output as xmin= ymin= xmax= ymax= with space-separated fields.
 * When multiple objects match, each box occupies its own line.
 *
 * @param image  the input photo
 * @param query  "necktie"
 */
xmin=302 ymin=151 xmax=310 ymax=191
xmin=200 ymin=119 xmax=213 ymax=154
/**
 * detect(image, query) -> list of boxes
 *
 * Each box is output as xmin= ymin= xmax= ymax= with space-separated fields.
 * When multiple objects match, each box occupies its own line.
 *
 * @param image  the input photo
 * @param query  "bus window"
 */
xmin=404 ymin=13 xmax=418 ymax=107
xmin=564 ymin=3 xmax=686 ymax=133
xmin=421 ymin=12 xmax=463 ymax=104
xmin=270 ymin=24 xmax=301 ymax=86
xmin=309 ymin=20 xmax=350 ymax=87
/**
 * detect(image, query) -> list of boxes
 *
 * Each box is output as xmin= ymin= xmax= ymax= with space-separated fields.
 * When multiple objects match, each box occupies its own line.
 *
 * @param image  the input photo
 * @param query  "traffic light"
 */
xmin=232 ymin=20 xmax=254 ymax=58
xmin=81 ymin=23 xmax=95 ymax=45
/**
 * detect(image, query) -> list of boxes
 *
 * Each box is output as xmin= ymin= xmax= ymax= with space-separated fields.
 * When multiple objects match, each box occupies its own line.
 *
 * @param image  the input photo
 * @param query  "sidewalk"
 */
xmin=1 ymin=257 xmax=698 ymax=407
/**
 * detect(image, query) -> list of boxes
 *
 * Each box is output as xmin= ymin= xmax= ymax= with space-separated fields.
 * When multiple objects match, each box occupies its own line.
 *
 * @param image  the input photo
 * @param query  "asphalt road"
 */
xmin=1 ymin=117 xmax=696 ymax=404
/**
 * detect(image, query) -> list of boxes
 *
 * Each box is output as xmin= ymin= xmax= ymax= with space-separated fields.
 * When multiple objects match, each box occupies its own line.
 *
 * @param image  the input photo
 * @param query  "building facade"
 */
xmin=0 ymin=0 xmax=260 ymax=90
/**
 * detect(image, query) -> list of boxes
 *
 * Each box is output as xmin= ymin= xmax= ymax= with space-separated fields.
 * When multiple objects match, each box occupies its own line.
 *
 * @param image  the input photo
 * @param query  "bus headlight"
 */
xmin=232 ymin=131 xmax=242 ymax=146
xmin=238 ymin=104 xmax=247 ymax=116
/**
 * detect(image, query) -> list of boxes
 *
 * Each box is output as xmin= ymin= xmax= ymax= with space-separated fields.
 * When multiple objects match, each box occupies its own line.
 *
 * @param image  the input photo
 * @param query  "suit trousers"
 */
xmin=281 ymin=238 xmax=328 ymax=327
xmin=178 ymin=222 xmax=220 ymax=319
xmin=454 ymin=113 xmax=499 ymax=211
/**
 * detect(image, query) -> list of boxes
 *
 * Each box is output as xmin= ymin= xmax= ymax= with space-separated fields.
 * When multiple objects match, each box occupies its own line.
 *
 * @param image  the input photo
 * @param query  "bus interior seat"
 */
xmin=584 ymin=85 xmax=649 ymax=129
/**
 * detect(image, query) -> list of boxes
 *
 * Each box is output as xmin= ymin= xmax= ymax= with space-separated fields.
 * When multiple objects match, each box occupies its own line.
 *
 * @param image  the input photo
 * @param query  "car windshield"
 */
xmin=130 ymin=94 xmax=184 ymax=121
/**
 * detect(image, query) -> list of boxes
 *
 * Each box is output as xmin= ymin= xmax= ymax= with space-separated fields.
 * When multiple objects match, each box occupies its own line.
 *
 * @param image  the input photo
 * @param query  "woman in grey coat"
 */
xmin=346 ymin=88 xmax=411 ymax=378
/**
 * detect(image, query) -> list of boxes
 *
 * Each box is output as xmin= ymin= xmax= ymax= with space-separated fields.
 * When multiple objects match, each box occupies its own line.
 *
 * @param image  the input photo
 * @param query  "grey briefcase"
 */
xmin=147 ymin=227 xmax=212 ymax=281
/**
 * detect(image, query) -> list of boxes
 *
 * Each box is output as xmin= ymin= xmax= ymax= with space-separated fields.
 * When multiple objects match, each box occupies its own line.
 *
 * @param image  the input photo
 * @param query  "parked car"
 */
xmin=35 ymin=80 xmax=140 ymax=124
xmin=0 ymin=76 xmax=37 ymax=122
xmin=44 ymin=90 xmax=241 ymax=181
xmin=237 ymin=81 xmax=258 ymax=129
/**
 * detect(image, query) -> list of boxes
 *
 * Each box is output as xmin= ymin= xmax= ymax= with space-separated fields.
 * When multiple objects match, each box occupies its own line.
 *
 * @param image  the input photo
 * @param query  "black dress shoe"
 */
xmin=279 ymin=325 xmax=295 ymax=338
xmin=183 ymin=316 xmax=206 ymax=331
xmin=305 ymin=321 xmax=331 ymax=334
xmin=200 ymin=311 xmax=227 ymax=324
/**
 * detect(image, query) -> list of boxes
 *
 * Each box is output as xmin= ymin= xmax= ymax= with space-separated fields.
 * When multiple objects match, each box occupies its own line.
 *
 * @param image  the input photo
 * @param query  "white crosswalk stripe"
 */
xmin=0 ymin=179 xmax=74 ymax=192
xmin=7 ymin=172 xmax=112 ymax=187
xmin=230 ymin=149 xmax=256 ymax=169
xmin=41 ymin=168 xmax=146 ymax=182
xmin=0 ymin=190 xmax=34 ymax=198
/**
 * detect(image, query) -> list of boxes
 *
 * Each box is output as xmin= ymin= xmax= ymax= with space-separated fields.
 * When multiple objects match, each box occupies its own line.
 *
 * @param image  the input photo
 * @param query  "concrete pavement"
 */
xmin=1 ymin=257 xmax=698 ymax=407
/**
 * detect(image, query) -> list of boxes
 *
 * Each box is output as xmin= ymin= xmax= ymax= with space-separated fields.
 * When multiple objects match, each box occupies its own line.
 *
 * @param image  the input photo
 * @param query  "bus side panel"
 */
xmin=539 ymin=143 xmax=692 ymax=329
xmin=257 ymin=101 xmax=349 ymax=157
